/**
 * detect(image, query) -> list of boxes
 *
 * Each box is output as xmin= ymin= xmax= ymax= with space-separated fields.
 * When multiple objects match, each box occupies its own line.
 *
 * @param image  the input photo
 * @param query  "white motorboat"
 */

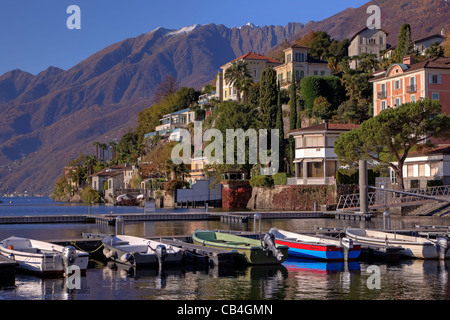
xmin=102 ymin=235 xmax=184 ymax=267
xmin=0 ymin=236 xmax=89 ymax=275
xmin=345 ymin=228 xmax=449 ymax=259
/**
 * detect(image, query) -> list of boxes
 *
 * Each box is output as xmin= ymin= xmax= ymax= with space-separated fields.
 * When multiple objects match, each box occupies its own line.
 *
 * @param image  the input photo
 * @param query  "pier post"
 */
xmin=359 ymin=160 xmax=369 ymax=214
xmin=115 ymin=216 xmax=124 ymax=235
xmin=254 ymin=213 xmax=262 ymax=234
xmin=383 ymin=211 xmax=391 ymax=230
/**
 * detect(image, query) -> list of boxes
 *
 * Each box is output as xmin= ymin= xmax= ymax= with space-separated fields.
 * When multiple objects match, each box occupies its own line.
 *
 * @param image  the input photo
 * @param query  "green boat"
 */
xmin=192 ymin=230 xmax=289 ymax=265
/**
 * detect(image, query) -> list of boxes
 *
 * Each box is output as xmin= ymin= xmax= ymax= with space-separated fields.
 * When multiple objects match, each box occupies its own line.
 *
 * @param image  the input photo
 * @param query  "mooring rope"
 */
xmin=70 ymin=241 xmax=104 ymax=254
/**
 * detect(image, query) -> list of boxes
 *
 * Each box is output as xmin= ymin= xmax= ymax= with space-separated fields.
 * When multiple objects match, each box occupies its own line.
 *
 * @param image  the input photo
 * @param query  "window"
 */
xmin=295 ymin=137 xmax=303 ymax=149
xmin=304 ymin=135 xmax=324 ymax=147
xmin=381 ymin=101 xmax=387 ymax=111
xmin=380 ymin=37 xmax=384 ymax=45
xmin=278 ymin=74 xmax=283 ymax=83
xmin=295 ymin=53 xmax=305 ymax=62
xmin=321 ymin=71 xmax=325 ymax=76
xmin=314 ymin=71 xmax=318 ymax=76
xmin=419 ymin=164 xmax=426 ymax=177
xmin=429 ymin=74 xmax=442 ymax=84
xmin=287 ymin=71 xmax=291 ymax=82
xmin=407 ymin=164 xmax=415 ymax=177
xmin=394 ymin=80 xmax=402 ymax=90
xmin=287 ymin=54 xmax=292 ymax=63
xmin=408 ymin=76 xmax=417 ymax=93
xmin=394 ymin=98 xmax=402 ymax=107
xmin=252 ymin=69 xmax=257 ymax=78
xmin=411 ymin=95 xmax=416 ymax=103
xmin=300 ymin=70 xmax=305 ymax=79
xmin=326 ymin=136 xmax=337 ymax=147
xmin=295 ymin=70 xmax=300 ymax=81
xmin=432 ymin=93 xmax=440 ymax=100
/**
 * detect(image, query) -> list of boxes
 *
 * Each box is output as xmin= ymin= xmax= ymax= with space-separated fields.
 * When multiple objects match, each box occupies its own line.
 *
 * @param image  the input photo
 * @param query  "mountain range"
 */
xmin=0 ymin=0 xmax=449 ymax=195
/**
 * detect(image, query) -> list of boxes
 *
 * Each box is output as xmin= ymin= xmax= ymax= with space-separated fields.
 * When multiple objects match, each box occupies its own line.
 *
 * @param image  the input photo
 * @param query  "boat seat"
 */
xmin=17 ymin=248 xmax=40 ymax=253
xmin=112 ymin=241 xmax=129 ymax=246
xmin=117 ymin=245 xmax=150 ymax=253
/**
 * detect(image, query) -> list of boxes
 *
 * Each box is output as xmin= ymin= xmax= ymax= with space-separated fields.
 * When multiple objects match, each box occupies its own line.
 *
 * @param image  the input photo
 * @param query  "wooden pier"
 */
xmin=328 ymin=211 xmax=375 ymax=221
xmin=0 ymin=211 xmax=324 ymax=225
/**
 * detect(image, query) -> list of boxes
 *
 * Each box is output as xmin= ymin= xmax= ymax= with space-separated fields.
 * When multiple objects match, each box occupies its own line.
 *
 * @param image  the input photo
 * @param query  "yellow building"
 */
xmin=274 ymin=44 xmax=331 ymax=89
xmin=220 ymin=52 xmax=282 ymax=101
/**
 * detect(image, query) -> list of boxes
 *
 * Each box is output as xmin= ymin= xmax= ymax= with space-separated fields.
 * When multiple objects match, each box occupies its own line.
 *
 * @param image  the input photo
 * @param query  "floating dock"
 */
xmin=0 ymin=211 xmax=324 ymax=225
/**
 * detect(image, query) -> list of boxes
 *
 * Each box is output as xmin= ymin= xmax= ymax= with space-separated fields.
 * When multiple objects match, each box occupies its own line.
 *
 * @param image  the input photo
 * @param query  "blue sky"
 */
xmin=0 ymin=0 xmax=369 ymax=75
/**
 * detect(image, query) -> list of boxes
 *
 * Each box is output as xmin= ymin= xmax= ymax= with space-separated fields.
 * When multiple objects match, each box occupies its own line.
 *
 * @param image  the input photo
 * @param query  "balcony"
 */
xmin=407 ymin=85 xmax=417 ymax=93
xmin=378 ymin=91 xmax=387 ymax=99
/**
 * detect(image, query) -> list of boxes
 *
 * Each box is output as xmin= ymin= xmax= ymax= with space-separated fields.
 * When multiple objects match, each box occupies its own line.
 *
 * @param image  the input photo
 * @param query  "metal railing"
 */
xmin=337 ymin=185 xmax=450 ymax=210
xmin=378 ymin=91 xmax=387 ymax=99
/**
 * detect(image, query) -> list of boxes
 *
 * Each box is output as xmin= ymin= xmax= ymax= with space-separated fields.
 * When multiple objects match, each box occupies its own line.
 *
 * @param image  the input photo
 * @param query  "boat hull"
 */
xmin=192 ymin=230 xmax=289 ymax=265
xmin=274 ymin=239 xmax=361 ymax=261
xmin=0 ymin=237 xmax=89 ymax=276
xmin=269 ymin=228 xmax=361 ymax=261
xmin=345 ymin=228 xmax=441 ymax=259
xmin=102 ymin=235 xmax=184 ymax=267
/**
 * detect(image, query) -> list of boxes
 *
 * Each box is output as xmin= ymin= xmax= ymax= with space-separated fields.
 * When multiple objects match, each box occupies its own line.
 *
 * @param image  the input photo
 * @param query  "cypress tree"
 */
xmin=288 ymin=71 xmax=298 ymax=175
xmin=393 ymin=24 xmax=415 ymax=63
xmin=275 ymin=82 xmax=285 ymax=172
xmin=259 ymin=68 xmax=278 ymax=130
xmin=289 ymin=72 xmax=298 ymax=130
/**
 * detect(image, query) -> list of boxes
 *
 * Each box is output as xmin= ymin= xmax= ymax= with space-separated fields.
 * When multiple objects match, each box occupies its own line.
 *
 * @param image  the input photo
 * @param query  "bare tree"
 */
xmin=153 ymin=75 xmax=179 ymax=103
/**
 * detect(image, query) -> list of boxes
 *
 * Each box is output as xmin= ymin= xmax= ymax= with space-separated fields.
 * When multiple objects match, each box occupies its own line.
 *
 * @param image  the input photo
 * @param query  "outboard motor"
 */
xmin=62 ymin=246 xmax=78 ymax=269
xmin=155 ymin=244 xmax=167 ymax=263
xmin=436 ymin=237 xmax=449 ymax=260
xmin=341 ymin=238 xmax=354 ymax=262
xmin=263 ymin=232 xmax=284 ymax=261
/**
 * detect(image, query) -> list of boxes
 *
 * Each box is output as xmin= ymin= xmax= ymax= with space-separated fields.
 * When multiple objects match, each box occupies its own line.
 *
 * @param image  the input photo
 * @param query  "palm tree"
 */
xmin=99 ymin=143 xmax=107 ymax=162
xmin=109 ymin=141 xmax=118 ymax=160
xmin=425 ymin=41 xmax=444 ymax=58
xmin=93 ymin=141 xmax=100 ymax=159
xmin=224 ymin=60 xmax=253 ymax=103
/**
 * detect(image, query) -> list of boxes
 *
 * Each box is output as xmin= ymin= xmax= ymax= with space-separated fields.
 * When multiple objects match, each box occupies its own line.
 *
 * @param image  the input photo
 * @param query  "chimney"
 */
xmin=403 ymin=55 xmax=413 ymax=66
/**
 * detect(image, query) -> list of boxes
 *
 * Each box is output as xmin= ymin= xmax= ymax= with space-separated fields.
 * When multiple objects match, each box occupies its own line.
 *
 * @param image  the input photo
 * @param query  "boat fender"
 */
xmin=341 ymin=238 xmax=354 ymax=250
xmin=120 ymin=253 xmax=132 ymax=263
xmin=8 ymin=245 xmax=14 ymax=250
xmin=62 ymin=246 xmax=78 ymax=267
xmin=103 ymin=248 xmax=116 ymax=259
xmin=436 ymin=237 xmax=449 ymax=260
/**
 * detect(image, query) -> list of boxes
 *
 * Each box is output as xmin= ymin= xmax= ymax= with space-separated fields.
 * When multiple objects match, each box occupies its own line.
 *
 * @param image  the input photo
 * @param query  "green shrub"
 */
xmin=81 ymin=187 xmax=101 ymax=204
xmin=272 ymin=173 xmax=287 ymax=185
xmin=250 ymin=175 xmax=274 ymax=188
xmin=427 ymin=179 xmax=444 ymax=187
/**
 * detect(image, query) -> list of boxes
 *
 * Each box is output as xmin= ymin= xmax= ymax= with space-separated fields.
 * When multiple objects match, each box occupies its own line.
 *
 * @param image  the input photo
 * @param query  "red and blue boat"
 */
xmin=269 ymin=228 xmax=361 ymax=261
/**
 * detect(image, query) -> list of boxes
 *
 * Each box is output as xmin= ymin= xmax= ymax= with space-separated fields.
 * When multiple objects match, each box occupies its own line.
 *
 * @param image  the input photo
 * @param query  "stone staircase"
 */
xmin=409 ymin=197 xmax=450 ymax=217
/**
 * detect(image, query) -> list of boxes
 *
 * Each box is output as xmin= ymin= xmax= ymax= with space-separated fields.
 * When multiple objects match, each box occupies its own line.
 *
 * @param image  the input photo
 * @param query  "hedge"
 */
xmin=272 ymin=173 xmax=287 ymax=185
xmin=250 ymin=175 xmax=274 ymax=187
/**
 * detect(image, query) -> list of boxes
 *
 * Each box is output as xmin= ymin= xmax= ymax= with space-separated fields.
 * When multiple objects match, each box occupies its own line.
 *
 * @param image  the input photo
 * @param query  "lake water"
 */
xmin=1 ymin=197 xmax=450 ymax=306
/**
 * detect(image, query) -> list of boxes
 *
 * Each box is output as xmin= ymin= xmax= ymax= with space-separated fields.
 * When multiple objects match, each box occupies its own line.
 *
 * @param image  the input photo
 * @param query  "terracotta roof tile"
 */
xmin=289 ymin=123 xmax=359 ymax=134
xmin=221 ymin=52 xmax=282 ymax=68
